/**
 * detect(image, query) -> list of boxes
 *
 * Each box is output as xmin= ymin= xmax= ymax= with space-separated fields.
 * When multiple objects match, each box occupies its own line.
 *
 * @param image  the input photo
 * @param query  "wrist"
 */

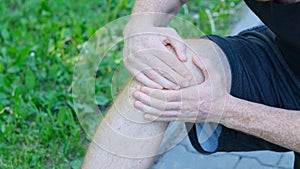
xmin=123 ymin=19 xmax=154 ymax=37
xmin=220 ymin=94 xmax=237 ymax=125
xmin=123 ymin=13 xmax=175 ymax=36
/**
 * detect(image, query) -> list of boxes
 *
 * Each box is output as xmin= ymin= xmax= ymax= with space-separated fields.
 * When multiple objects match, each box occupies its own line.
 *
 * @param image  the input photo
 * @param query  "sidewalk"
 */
xmin=151 ymin=136 xmax=294 ymax=169
xmin=150 ymin=5 xmax=294 ymax=169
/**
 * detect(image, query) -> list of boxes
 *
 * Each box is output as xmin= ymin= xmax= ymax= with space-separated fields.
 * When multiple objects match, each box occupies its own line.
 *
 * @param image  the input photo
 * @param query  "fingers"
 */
xmin=144 ymin=114 xmax=179 ymax=122
xmin=155 ymin=27 xmax=187 ymax=62
xmin=156 ymin=46 xmax=192 ymax=86
xmin=133 ymin=91 xmax=181 ymax=110
xmin=167 ymin=38 xmax=187 ymax=62
xmin=127 ymin=54 xmax=179 ymax=89
xmin=144 ymin=113 xmax=199 ymax=122
xmin=134 ymin=54 xmax=185 ymax=89
xmin=134 ymin=101 xmax=178 ymax=117
xmin=192 ymin=56 xmax=208 ymax=80
xmin=124 ymin=26 xmax=194 ymax=89
xmin=140 ymin=86 xmax=181 ymax=102
xmin=192 ymin=55 xmax=202 ymax=69
xmin=143 ymin=69 xmax=179 ymax=90
xmin=134 ymin=73 xmax=163 ymax=89
xmin=137 ymin=47 xmax=189 ymax=88
xmin=156 ymin=69 xmax=189 ymax=88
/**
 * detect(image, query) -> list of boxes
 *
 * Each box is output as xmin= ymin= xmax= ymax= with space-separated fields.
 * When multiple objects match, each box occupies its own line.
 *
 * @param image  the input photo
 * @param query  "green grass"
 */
xmin=0 ymin=0 xmax=241 ymax=168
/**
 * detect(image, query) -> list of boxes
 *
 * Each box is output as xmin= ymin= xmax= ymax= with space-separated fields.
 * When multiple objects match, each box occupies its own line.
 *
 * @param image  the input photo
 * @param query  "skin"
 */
xmin=123 ymin=0 xmax=193 ymax=90
xmin=124 ymin=0 xmax=300 ymax=90
xmin=134 ymin=53 xmax=300 ymax=152
xmin=83 ymin=0 xmax=300 ymax=168
xmin=82 ymin=39 xmax=208 ymax=169
xmin=83 ymin=1 xmax=190 ymax=168
xmin=130 ymin=0 xmax=300 ymax=156
xmin=130 ymin=0 xmax=300 ymax=153
xmin=81 ymin=79 xmax=168 ymax=169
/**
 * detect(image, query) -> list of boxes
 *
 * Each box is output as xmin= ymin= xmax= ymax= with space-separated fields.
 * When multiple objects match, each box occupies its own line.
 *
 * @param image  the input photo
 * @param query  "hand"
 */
xmin=133 ymin=56 xmax=230 ymax=123
xmin=123 ymin=25 xmax=193 ymax=89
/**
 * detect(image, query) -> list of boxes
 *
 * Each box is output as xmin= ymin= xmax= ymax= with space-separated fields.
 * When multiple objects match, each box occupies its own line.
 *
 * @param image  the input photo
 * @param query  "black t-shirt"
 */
xmin=244 ymin=0 xmax=300 ymax=77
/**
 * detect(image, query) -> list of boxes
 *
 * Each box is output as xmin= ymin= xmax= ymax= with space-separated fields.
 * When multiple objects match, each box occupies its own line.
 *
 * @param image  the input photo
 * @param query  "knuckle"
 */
xmin=133 ymin=54 xmax=142 ymax=61
xmin=176 ymin=92 xmax=182 ymax=100
xmin=180 ymin=80 xmax=189 ymax=88
xmin=142 ymin=36 xmax=155 ymax=47
xmin=133 ymin=45 xmax=143 ymax=53
xmin=166 ymin=92 xmax=178 ymax=101
xmin=161 ymin=103 xmax=168 ymax=111
xmin=163 ymin=28 xmax=178 ymax=39
xmin=134 ymin=75 xmax=143 ymax=83
xmin=167 ymin=27 xmax=177 ymax=34
xmin=164 ymin=93 xmax=172 ymax=101
xmin=125 ymin=56 xmax=135 ymax=65
xmin=173 ymin=103 xmax=180 ymax=109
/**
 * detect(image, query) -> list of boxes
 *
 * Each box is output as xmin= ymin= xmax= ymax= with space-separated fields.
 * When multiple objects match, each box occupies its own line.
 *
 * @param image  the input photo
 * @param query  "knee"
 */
xmin=184 ymin=38 xmax=232 ymax=90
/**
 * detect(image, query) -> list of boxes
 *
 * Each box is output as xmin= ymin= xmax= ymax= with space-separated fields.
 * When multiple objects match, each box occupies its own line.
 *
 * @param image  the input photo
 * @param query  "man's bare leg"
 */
xmin=82 ymin=79 xmax=167 ymax=169
xmin=82 ymin=39 xmax=230 ymax=169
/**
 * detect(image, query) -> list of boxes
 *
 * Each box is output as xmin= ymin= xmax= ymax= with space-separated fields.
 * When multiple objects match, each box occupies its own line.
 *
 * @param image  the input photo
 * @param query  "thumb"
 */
xmin=166 ymin=38 xmax=187 ymax=62
xmin=192 ymin=56 xmax=208 ymax=80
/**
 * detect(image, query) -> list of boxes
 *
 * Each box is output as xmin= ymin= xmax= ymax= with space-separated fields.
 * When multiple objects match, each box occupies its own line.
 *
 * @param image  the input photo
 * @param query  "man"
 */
xmin=83 ymin=0 xmax=300 ymax=168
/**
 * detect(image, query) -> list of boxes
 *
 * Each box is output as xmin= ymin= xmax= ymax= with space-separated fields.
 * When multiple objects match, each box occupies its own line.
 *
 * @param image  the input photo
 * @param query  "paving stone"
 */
xmin=226 ymin=151 xmax=282 ymax=166
xmin=158 ymin=122 xmax=191 ymax=154
xmin=151 ymin=145 xmax=239 ymax=169
xmin=178 ymin=136 xmax=199 ymax=154
xmin=234 ymin=158 xmax=275 ymax=169
xmin=277 ymin=152 xmax=294 ymax=169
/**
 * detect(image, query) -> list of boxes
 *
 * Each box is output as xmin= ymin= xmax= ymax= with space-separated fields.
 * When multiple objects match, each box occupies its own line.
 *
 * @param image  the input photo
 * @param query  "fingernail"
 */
xmin=192 ymin=56 xmax=200 ymax=65
xmin=144 ymin=114 xmax=154 ymax=120
xmin=153 ymin=84 xmax=162 ymax=89
xmin=172 ymin=85 xmax=180 ymax=90
xmin=156 ymin=85 xmax=163 ymax=89
xmin=141 ymin=87 xmax=149 ymax=94
xmin=133 ymin=91 xmax=140 ymax=98
xmin=180 ymin=56 xmax=187 ymax=62
xmin=181 ymin=51 xmax=187 ymax=61
xmin=134 ymin=101 xmax=141 ymax=108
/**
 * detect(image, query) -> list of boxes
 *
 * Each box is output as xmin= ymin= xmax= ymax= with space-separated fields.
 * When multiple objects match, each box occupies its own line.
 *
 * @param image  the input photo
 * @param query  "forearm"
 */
xmin=82 ymin=79 xmax=168 ymax=169
xmin=127 ymin=0 xmax=189 ymax=27
xmin=222 ymin=96 xmax=300 ymax=153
